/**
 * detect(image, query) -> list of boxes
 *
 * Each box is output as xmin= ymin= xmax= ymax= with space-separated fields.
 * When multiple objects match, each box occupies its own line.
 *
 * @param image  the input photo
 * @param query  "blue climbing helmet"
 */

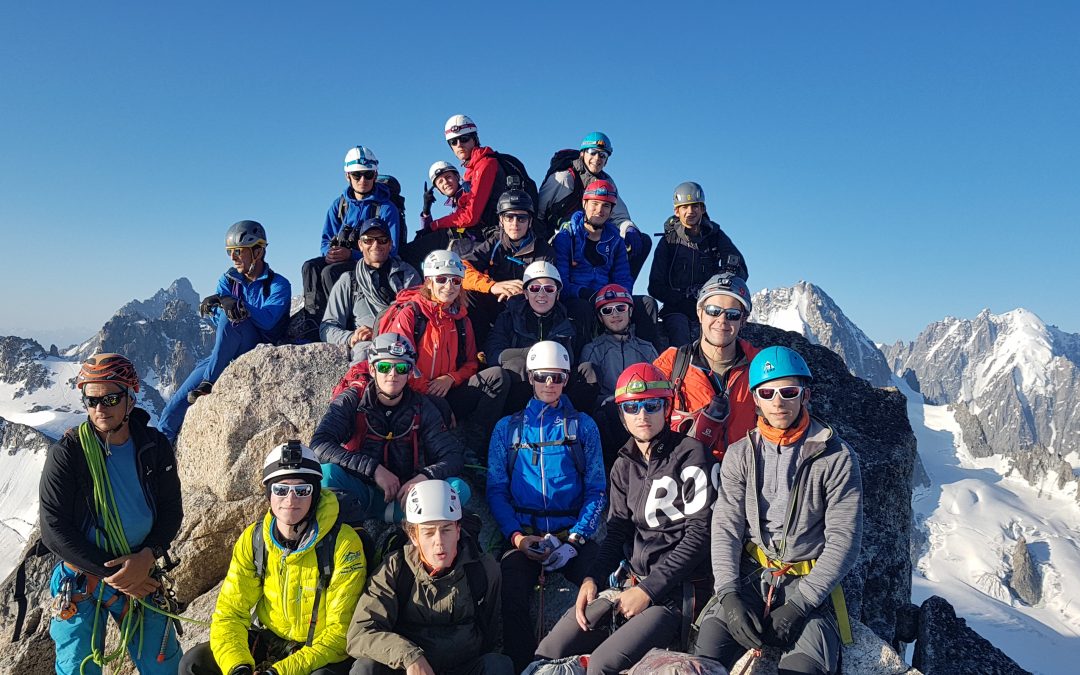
xmin=580 ymin=131 xmax=613 ymax=156
xmin=748 ymin=346 xmax=813 ymax=390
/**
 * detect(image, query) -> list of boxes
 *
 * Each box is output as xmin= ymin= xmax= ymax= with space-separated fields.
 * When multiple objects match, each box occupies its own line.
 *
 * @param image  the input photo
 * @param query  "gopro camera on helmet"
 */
xmin=721 ymin=254 xmax=743 ymax=275
xmin=280 ymin=440 xmax=303 ymax=469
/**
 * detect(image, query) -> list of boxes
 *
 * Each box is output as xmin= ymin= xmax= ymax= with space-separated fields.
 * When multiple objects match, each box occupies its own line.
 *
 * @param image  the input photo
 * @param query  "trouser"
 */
xmin=321 ymin=464 xmax=472 ymax=524
xmin=500 ymin=542 xmax=598 ymax=673
xmin=594 ymin=398 xmax=629 ymax=472
xmin=500 ymin=359 xmax=599 ymax=415
xmin=565 ymin=296 xmax=662 ymax=353
xmin=625 ymin=231 xmax=653 ymax=280
xmin=180 ymin=634 xmax=353 ymax=674
xmin=403 ymin=227 xmax=485 ymax=271
xmin=350 ymin=652 xmax=513 ymax=675
xmin=467 ymin=292 xmax=501 ymax=350
xmin=160 ymin=315 xmax=263 ymax=442
xmin=691 ymin=574 xmax=840 ymax=674
xmin=302 ymin=257 xmax=353 ymax=320
xmin=49 ymin=563 xmax=182 ymax=675
xmin=659 ymin=301 xmax=699 ymax=350
xmin=444 ymin=366 xmax=510 ymax=438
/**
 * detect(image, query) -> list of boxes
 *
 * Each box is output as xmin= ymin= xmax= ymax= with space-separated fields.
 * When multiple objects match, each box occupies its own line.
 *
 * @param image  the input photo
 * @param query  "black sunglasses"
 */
xmin=703 ymin=306 xmax=745 ymax=321
xmin=83 ymin=391 xmax=127 ymax=409
xmin=449 ymin=134 xmax=476 ymax=147
xmin=349 ymin=171 xmax=377 ymax=180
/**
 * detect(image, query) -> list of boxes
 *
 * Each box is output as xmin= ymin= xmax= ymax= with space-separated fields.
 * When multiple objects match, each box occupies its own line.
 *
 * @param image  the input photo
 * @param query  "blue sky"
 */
xmin=2 ymin=1 xmax=1077 ymax=347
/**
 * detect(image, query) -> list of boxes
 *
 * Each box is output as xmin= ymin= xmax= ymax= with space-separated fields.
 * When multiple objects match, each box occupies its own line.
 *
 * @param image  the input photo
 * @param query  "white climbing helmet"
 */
xmin=522 ymin=260 xmax=562 ymax=287
xmin=343 ymin=145 xmax=379 ymax=173
xmin=421 ymin=249 xmax=465 ymax=278
xmin=526 ymin=341 xmax=571 ymax=372
xmin=428 ymin=160 xmax=459 ymax=185
xmin=262 ymin=441 xmax=322 ymax=484
xmin=444 ymin=114 xmax=478 ymax=141
xmin=405 ymin=480 xmax=461 ymax=524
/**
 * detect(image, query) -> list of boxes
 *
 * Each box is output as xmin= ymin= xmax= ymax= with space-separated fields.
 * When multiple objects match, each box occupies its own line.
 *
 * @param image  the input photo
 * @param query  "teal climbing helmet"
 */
xmin=580 ymin=131 xmax=613 ymax=155
xmin=748 ymin=346 xmax=813 ymax=390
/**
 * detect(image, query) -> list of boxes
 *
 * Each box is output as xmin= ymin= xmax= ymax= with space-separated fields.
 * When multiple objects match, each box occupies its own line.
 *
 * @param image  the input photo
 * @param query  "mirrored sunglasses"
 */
xmin=618 ymin=398 xmax=665 ymax=415
xmin=584 ymin=148 xmax=610 ymax=159
xmin=501 ymin=213 xmax=531 ymax=223
xmin=360 ymin=235 xmax=390 ymax=246
xmin=375 ymin=361 xmax=411 ymax=375
xmin=754 ymin=386 xmax=805 ymax=401
xmin=349 ymin=170 xmax=377 ymax=180
xmin=530 ymin=370 xmax=569 ymax=385
xmin=269 ymin=483 xmax=314 ymax=498
xmin=83 ymin=392 xmax=127 ymax=409
xmin=703 ymin=306 xmax=745 ymax=321
xmin=527 ymin=283 xmax=557 ymax=294
xmin=433 ymin=275 xmax=463 ymax=286
xmin=599 ymin=303 xmax=630 ymax=316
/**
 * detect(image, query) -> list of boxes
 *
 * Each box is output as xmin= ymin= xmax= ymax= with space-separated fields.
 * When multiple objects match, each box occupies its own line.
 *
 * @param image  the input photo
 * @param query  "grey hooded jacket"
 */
xmin=711 ymin=415 xmax=863 ymax=614
xmin=320 ymin=256 xmax=421 ymax=362
xmin=580 ymin=331 xmax=658 ymax=404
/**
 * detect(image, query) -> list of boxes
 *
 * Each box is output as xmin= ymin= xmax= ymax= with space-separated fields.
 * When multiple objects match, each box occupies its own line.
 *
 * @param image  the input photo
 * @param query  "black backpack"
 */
xmin=479 ymin=151 xmax=538 ymax=234
xmin=541 ymin=149 xmax=585 ymax=231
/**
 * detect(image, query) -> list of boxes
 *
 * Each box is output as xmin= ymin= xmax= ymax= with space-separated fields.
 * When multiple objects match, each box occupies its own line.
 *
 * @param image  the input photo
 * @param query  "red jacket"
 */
xmin=431 ymin=146 xmax=498 ymax=231
xmin=378 ymin=287 xmax=479 ymax=392
xmin=653 ymin=338 xmax=761 ymax=451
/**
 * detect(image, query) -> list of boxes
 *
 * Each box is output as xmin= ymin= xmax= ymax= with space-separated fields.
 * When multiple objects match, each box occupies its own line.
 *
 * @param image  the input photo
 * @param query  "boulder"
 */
xmin=912 ymin=596 xmax=1030 ymax=674
xmin=1007 ymin=537 xmax=1041 ymax=606
xmin=726 ymin=619 xmax=921 ymax=674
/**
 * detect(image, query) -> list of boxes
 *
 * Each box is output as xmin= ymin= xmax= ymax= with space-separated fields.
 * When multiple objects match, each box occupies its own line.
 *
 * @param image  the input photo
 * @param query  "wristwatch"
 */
xmin=568 ymin=532 xmax=585 ymax=547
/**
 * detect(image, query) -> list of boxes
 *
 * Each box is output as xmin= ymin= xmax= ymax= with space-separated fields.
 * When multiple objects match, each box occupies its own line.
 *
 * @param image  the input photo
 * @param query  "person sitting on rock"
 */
xmin=535 ymin=364 xmax=716 ymax=675
xmin=403 ymin=161 xmax=469 ymax=270
xmin=462 ymin=189 xmax=556 ymax=345
xmin=552 ymin=180 xmax=660 ymax=349
xmin=40 ymin=353 xmax=184 ymax=674
xmin=159 ymin=220 xmax=291 ymax=443
xmin=691 ymin=346 xmax=863 ymax=675
xmin=320 ymin=218 xmax=421 ymax=364
xmin=649 ymin=181 xmax=749 ymax=348
xmin=311 ymin=332 xmax=469 ymax=525
xmin=485 ymin=341 xmax=607 ymax=673
xmin=537 ymin=132 xmax=652 ymax=276
xmin=653 ymin=272 xmax=759 ymax=462
xmin=347 ymin=480 xmax=513 ymax=675
xmin=179 ymin=441 xmax=368 ymax=675
xmin=485 ymin=260 xmax=597 ymax=413
xmin=580 ymin=284 xmax=659 ymax=467
xmin=378 ymin=249 xmax=509 ymax=445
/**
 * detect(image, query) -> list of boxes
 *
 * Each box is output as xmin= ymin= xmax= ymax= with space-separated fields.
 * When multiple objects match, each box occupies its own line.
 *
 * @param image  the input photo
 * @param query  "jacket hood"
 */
xmin=394 ymin=286 xmax=469 ymax=321
xmin=465 ymin=145 xmax=494 ymax=169
xmin=342 ymin=181 xmax=393 ymax=205
xmin=404 ymin=533 xmax=482 ymax=580
xmin=568 ymin=210 xmax=619 ymax=243
xmin=523 ymin=394 xmax=576 ymax=421
xmin=223 ymin=263 xmax=275 ymax=286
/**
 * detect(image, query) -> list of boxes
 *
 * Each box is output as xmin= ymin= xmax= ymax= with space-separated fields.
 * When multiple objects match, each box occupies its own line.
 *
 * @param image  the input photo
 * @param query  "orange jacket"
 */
xmin=653 ymin=338 xmax=760 ymax=451
xmin=378 ymin=287 xmax=479 ymax=392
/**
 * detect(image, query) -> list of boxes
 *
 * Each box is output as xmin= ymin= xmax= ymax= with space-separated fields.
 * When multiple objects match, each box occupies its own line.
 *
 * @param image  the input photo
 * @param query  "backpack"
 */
xmin=336 ymin=185 xmax=406 ymax=252
xmin=479 ymin=151 xmax=539 ymax=234
xmin=376 ymin=300 xmax=469 ymax=370
xmin=541 ymin=149 xmax=585 ymax=230
xmin=506 ymin=410 xmax=587 ymax=519
xmin=251 ymin=518 xmax=343 ymax=647
xmin=328 ymin=367 xmax=425 ymax=473
xmin=669 ymin=343 xmax=733 ymax=459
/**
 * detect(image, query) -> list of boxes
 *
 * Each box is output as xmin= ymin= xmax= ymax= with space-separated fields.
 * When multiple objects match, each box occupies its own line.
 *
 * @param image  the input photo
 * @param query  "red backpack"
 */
xmin=329 ymin=362 xmax=423 ymax=470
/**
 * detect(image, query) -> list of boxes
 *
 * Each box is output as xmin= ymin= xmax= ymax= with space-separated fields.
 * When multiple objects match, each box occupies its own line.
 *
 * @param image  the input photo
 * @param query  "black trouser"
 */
xmin=565 ymin=296 xmax=661 ymax=352
xmin=180 ymin=634 xmax=352 ymax=675
xmin=302 ymin=256 xmax=353 ymax=321
xmin=403 ymin=227 xmax=485 ymax=271
xmin=626 ymin=233 xmax=653 ymax=280
xmin=594 ymin=398 xmax=630 ymax=472
xmin=350 ymin=653 xmax=513 ymax=675
xmin=500 ymin=542 xmax=598 ymax=673
xmin=444 ymin=366 xmax=510 ymax=455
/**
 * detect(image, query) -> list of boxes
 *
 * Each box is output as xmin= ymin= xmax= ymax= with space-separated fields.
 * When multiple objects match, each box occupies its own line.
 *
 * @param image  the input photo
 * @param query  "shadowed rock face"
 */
xmin=913 ymin=596 xmax=1031 ymax=675
xmin=0 ymin=337 xmax=52 ymax=398
xmin=1008 ymin=537 xmax=1042 ymax=606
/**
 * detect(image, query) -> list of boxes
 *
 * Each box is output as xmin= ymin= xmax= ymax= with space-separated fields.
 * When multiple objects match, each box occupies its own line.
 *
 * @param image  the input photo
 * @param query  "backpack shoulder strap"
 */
xmin=454 ymin=317 xmax=468 ymax=369
xmin=251 ymin=521 xmax=267 ymax=580
xmin=393 ymin=549 xmax=416 ymax=618
xmin=465 ymin=558 xmax=488 ymax=606
xmin=262 ymin=268 xmax=275 ymax=299
xmin=315 ymin=520 xmax=342 ymax=590
xmin=564 ymin=413 xmax=585 ymax=477
xmin=671 ymin=343 xmax=696 ymax=410
xmin=506 ymin=410 xmax=527 ymax=476
xmin=337 ymin=195 xmax=348 ymax=223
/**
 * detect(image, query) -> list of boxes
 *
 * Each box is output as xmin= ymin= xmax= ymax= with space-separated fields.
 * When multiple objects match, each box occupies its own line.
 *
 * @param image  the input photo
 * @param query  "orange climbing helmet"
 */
xmin=76 ymin=353 xmax=140 ymax=393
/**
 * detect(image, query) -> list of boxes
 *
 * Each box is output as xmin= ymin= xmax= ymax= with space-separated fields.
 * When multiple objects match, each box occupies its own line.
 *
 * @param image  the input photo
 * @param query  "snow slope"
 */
xmin=0 ymin=357 xmax=86 ymax=439
xmin=901 ymin=376 xmax=1080 ymax=674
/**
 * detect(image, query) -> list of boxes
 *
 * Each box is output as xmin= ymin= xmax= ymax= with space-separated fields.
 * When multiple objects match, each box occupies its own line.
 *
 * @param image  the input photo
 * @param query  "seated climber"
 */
xmin=649 ymin=181 xmax=749 ymax=348
xmin=40 ymin=353 xmax=184 ymax=674
xmin=301 ymin=145 xmax=402 ymax=327
xmin=311 ymin=332 xmax=469 ymax=525
xmin=537 ymin=131 xmax=652 ymax=276
xmin=534 ymin=364 xmax=716 ymax=675
xmin=320 ymin=217 xmax=421 ymax=364
xmin=347 ymin=480 xmax=513 ymax=675
xmin=462 ymin=189 xmax=556 ymax=345
xmin=579 ymin=284 xmax=659 ymax=467
xmin=485 ymin=340 xmax=607 ymax=673
xmin=653 ymin=272 xmax=759 ymax=462
xmin=378 ymin=249 xmax=509 ymax=444
xmin=552 ymin=180 xmax=659 ymax=349
xmin=691 ymin=346 xmax=864 ymax=675
xmin=485 ymin=261 xmax=597 ymax=412
xmin=403 ymin=161 xmax=469 ymax=270
xmin=179 ymin=441 xmax=367 ymax=675
xmin=159 ymin=220 xmax=291 ymax=443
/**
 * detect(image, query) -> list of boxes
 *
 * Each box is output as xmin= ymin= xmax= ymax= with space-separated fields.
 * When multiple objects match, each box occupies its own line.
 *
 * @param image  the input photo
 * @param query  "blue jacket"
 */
xmin=321 ymin=182 xmax=403 ymax=256
xmin=486 ymin=396 xmax=606 ymax=541
xmin=552 ymin=211 xmax=633 ymax=300
xmin=214 ymin=265 xmax=292 ymax=340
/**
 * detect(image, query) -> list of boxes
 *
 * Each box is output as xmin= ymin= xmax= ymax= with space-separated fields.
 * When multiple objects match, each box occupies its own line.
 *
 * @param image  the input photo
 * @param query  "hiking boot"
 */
xmin=187 ymin=381 xmax=213 ymax=404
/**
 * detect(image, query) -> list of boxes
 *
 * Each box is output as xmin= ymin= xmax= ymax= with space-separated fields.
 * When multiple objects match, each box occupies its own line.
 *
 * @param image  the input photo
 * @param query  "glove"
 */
xmin=199 ymin=294 xmax=221 ymax=317
xmin=720 ymin=592 xmax=763 ymax=651
xmin=228 ymin=666 xmax=253 ymax=675
xmin=419 ymin=212 xmax=433 ymax=231
xmin=218 ymin=296 xmax=249 ymax=322
xmin=422 ymin=182 xmax=436 ymax=216
xmin=619 ymin=221 xmax=638 ymax=239
xmin=764 ymin=601 xmax=808 ymax=648
xmin=543 ymin=542 xmax=578 ymax=572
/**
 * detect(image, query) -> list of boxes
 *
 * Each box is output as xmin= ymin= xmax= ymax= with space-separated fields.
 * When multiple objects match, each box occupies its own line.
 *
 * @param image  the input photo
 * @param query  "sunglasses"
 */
xmin=432 ymin=275 xmax=463 ymax=286
xmin=584 ymin=148 xmax=610 ymax=159
xmin=226 ymin=246 xmax=251 ymax=258
xmin=618 ymin=398 xmax=666 ymax=415
xmin=449 ymin=134 xmax=476 ymax=147
xmin=599 ymin=303 xmax=630 ymax=316
xmin=83 ymin=391 xmax=127 ymax=409
xmin=360 ymin=235 xmax=390 ymax=246
xmin=374 ymin=361 xmax=411 ymax=375
xmin=349 ymin=170 xmax=377 ymax=181
xmin=527 ymin=283 xmax=557 ymax=294
xmin=530 ymin=370 xmax=569 ymax=385
xmin=501 ymin=213 xmax=531 ymax=223
xmin=754 ymin=386 xmax=805 ymax=401
xmin=702 ymin=306 xmax=745 ymax=321
xmin=269 ymin=483 xmax=314 ymax=498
